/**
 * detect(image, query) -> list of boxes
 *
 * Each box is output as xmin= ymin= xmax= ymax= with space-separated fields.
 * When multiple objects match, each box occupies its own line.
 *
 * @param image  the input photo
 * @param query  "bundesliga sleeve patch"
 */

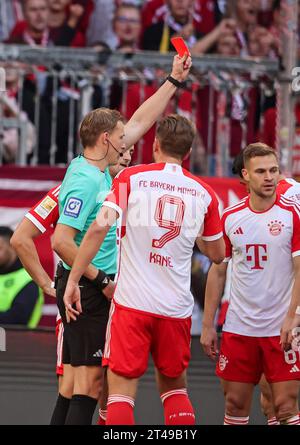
xmin=34 ymin=196 xmax=57 ymax=219
xmin=64 ymin=197 xmax=83 ymax=218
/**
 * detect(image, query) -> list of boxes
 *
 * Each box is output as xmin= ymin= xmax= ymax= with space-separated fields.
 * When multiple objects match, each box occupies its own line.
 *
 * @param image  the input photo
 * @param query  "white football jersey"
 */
xmin=222 ymin=194 xmax=300 ymax=336
xmin=104 ymin=163 xmax=222 ymax=319
xmin=277 ymin=177 xmax=300 ymax=202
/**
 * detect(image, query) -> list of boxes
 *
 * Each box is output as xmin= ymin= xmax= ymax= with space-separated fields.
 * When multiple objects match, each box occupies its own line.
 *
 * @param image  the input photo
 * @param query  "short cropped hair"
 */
xmin=156 ymin=114 xmax=196 ymax=160
xmin=0 ymin=226 xmax=13 ymax=242
xmin=79 ymin=108 xmax=125 ymax=148
xmin=243 ymin=142 xmax=278 ymax=167
xmin=232 ymin=150 xmax=244 ymax=178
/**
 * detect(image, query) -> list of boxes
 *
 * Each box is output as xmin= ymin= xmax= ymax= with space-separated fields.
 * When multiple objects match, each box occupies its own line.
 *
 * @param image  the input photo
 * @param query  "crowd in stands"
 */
xmin=0 ymin=0 xmax=295 ymax=171
xmin=0 ymin=1 xmax=285 ymax=56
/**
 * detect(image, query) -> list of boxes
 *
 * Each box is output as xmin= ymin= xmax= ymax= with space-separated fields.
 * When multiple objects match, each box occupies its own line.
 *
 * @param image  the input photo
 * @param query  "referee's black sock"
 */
xmin=50 ymin=393 xmax=71 ymax=425
xmin=64 ymin=394 xmax=98 ymax=425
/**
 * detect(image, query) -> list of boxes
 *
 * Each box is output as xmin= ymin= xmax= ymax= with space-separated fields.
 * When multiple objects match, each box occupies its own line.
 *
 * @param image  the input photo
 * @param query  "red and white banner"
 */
xmin=0 ymin=166 xmax=246 ymax=326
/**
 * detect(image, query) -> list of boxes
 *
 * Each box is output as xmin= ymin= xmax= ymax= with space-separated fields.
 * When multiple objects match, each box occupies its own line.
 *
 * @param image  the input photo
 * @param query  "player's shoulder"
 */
xmin=62 ymin=157 xmax=101 ymax=194
xmin=68 ymin=156 xmax=101 ymax=181
xmin=277 ymin=194 xmax=300 ymax=216
xmin=114 ymin=163 xmax=166 ymax=180
xmin=277 ymin=178 xmax=298 ymax=193
xmin=25 ymin=185 xmax=61 ymax=232
xmin=47 ymin=184 xmax=61 ymax=202
xmin=222 ymin=197 xmax=248 ymax=220
xmin=181 ymin=168 xmax=218 ymax=197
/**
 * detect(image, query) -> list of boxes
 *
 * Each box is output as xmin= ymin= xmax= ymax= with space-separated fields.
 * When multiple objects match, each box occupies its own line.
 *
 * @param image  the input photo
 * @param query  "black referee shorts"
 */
xmin=56 ymin=263 xmax=112 ymax=367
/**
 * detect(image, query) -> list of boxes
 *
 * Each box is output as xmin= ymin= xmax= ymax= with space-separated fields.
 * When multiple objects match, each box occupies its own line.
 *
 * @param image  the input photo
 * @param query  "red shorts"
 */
xmin=102 ymin=302 xmax=191 ymax=379
xmin=217 ymin=332 xmax=300 ymax=384
xmin=56 ymin=318 xmax=64 ymax=376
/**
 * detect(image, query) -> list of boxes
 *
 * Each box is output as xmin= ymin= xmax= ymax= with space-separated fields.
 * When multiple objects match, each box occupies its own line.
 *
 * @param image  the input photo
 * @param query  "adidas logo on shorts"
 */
xmin=93 ymin=349 xmax=103 ymax=358
xmin=290 ymin=365 xmax=300 ymax=373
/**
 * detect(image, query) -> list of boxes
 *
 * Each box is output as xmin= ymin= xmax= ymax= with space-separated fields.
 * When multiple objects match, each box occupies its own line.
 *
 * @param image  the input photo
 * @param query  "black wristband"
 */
xmin=166 ymin=75 xmax=185 ymax=88
xmin=92 ymin=270 xmax=110 ymax=291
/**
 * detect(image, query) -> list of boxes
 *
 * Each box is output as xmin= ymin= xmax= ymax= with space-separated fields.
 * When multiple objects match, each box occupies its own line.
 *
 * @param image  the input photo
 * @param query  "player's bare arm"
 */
xmin=11 ymin=218 xmax=56 ymax=298
xmin=196 ymin=237 xmax=225 ymax=264
xmin=124 ymin=54 xmax=192 ymax=148
xmin=53 ymin=224 xmax=99 ymax=282
xmin=201 ymin=261 xmax=228 ymax=360
xmin=281 ymin=256 xmax=300 ymax=351
xmin=62 ymin=207 xmax=118 ymax=321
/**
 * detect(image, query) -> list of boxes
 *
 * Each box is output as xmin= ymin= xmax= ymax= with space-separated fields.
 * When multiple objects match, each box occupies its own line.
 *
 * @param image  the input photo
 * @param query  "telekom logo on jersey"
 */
xmin=246 ymin=244 xmax=268 ymax=270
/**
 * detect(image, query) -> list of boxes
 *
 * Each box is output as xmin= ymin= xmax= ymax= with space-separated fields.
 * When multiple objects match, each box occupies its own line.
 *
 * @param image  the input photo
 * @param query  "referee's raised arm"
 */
xmin=124 ymin=53 xmax=192 ymax=149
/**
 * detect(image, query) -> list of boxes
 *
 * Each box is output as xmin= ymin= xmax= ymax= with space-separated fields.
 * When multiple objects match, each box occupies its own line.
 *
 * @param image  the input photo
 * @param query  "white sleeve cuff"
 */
xmin=202 ymin=232 xmax=223 ymax=242
xmin=223 ymin=257 xmax=231 ymax=263
xmin=103 ymin=201 xmax=122 ymax=217
xmin=25 ymin=213 xmax=46 ymax=233
xmin=292 ymin=250 xmax=300 ymax=258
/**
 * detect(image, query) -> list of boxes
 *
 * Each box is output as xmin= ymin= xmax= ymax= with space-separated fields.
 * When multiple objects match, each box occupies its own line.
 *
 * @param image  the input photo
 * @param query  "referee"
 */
xmin=51 ymin=53 xmax=192 ymax=425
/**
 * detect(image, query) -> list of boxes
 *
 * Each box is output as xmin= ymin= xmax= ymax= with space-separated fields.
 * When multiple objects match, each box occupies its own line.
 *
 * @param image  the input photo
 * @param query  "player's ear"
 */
xmin=97 ymin=131 xmax=108 ymax=148
xmin=183 ymin=148 xmax=192 ymax=161
xmin=241 ymin=168 xmax=249 ymax=181
xmin=153 ymin=137 xmax=159 ymax=154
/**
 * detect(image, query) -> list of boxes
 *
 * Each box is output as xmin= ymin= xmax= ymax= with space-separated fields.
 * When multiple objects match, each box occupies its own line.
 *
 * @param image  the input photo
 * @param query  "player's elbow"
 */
xmin=210 ymin=253 xmax=225 ymax=265
xmin=206 ymin=239 xmax=225 ymax=264
xmin=10 ymin=231 xmax=23 ymax=253
xmin=52 ymin=232 xmax=65 ymax=256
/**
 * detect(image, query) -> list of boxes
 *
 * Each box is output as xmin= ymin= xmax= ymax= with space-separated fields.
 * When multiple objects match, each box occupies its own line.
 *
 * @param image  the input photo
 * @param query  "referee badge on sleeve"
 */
xmin=64 ymin=197 xmax=83 ymax=218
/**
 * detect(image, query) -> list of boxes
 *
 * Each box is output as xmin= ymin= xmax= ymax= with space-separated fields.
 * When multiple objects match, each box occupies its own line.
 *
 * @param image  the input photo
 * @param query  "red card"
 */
xmin=171 ymin=37 xmax=190 ymax=57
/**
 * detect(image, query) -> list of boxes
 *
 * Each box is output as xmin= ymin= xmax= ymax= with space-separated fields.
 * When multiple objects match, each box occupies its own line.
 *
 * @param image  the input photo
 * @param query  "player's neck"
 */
xmin=82 ymin=148 xmax=108 ymax=172
xmin=155 ymin=154 xmax=182 ymax=165
xmin=249 ymin=193 xmax=277 ymax=212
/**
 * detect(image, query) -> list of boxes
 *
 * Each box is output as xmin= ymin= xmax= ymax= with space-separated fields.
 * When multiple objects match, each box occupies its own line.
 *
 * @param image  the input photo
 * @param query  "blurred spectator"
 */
xmin=1 ymin=94 xmax=36 ymax=164
xmin=8 ymin=0 xmax=84 ymax=47
xmin=195 ymin=22 xmax=260 ymax=173
xmin=0 ymin=64 xmax=37 ymax=164
xmin=141 ymin=0 xmax=223 ymax=39
xmin=142 ymin=0 xmax=202 ymax=52
xmin=114 ymin=3 xmax=142 ymax=52
xmin=248 ymin=25 xmax=279 ymax=58
xmin=0 ymin=226 xmax=43 ymax=328
xmin=47 ymin=0 xmax=85 ymax=47
xmin=226 ymin=0 xmax=258 ymax=56
xmin=191 ymin=18 xmax=237 ymax=55
xmin=215 ymin=29 xmax=240 ymax=56
xmin=70 ymin=0 xmax=93 ymax=43
xmin=267 ymin=0 xmax=283 ymax=56
xmin=87 ymin=0 xmax=118 ymax=49
xmin=0 ymin=0 xmax=23 ymax=42
xmin=256 ymin=0 xmax=275 ymax=27
xmin=141 ymin=0 xmax=165 ymax=31
xmin=8 ymin=0 xmax=50 ymax=46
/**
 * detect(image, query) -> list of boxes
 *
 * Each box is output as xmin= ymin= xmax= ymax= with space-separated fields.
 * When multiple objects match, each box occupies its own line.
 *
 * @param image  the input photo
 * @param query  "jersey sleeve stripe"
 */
xmin=222 ymin=198 xmax=247 ymax=216
xmin=280 ymin=195 xmax=300 ymax=210
xmin=279 ymin=197 xmax=300 ymax=218
xmin=25 ymin=212 xmax=47 ymax=233
xmin=52 ymin=185 xmax=61 ymax=197
xmin=292 ymin=250 xmax=300 ymax=258
xmin=202 ymin=231 xmax=223 ymax=241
